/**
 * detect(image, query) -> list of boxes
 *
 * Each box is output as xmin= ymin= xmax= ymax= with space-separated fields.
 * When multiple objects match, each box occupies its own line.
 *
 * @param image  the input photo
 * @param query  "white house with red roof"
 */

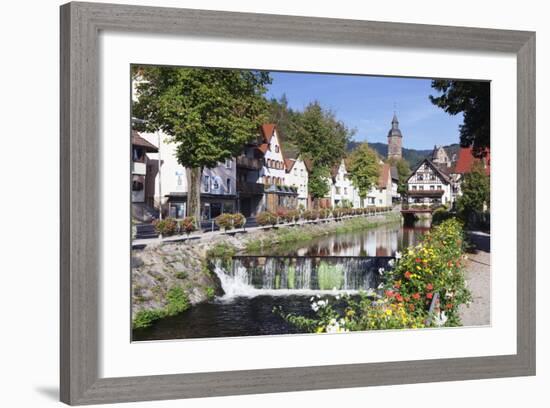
xmin=365 ymin=162 xmax=393 ymax=207
xmin=452 ymin=146 xmax=490 ymax=200
xmin=406 ymin=159 xmax=453 ymax=206
xmin=284 ymin=156 xmax=309 ymax=210
xmin=330 ymin=159 xmax=359 ymax=208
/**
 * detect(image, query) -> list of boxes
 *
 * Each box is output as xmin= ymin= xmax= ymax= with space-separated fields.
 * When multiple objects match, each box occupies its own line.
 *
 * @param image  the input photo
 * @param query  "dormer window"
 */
xmin=275 ymin=145 xmax=280 ymax=153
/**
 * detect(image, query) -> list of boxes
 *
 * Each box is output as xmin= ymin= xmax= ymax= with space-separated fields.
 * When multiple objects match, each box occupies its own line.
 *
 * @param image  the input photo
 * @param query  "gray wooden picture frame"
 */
xmin=60 ymin=1 xmax=536 ymax=405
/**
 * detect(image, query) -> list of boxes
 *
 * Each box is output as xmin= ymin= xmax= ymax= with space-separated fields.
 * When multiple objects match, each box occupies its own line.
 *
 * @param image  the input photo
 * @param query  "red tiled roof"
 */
xmin=378 ymin=163 xmax=391 ymax=189
xmin=257 ymin=143 xmax=269 ymax=154
xmin=131 ymin=130 xmax=158 ymax=152
xmin=454 ymin=147 xmax=490 ymax=175
xmin=260 ymin=123 xmax=276 ymax=143
xmin=284 ymin=158 xmax=296 ymax=172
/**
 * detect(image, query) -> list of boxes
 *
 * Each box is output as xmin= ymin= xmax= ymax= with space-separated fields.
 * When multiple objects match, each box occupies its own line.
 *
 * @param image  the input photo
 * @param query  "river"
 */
xmin=132 ymin=220 xmax=428 ymax=341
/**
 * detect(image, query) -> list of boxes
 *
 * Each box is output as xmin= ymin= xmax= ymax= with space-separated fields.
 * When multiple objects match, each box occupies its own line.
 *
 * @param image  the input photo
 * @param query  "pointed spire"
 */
xmin=392 ymin=113 xmax=399 ymax=128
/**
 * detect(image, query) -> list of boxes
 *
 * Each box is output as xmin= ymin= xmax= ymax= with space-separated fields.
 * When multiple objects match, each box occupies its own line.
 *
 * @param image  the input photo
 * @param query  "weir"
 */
xmin=213 ymin=256 xmax=395 ymax=299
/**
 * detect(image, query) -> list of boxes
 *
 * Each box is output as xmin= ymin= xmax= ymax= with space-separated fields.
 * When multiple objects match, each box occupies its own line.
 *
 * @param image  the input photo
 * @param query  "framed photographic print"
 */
xmin=60 ymin=2 xmax=535 ymax=405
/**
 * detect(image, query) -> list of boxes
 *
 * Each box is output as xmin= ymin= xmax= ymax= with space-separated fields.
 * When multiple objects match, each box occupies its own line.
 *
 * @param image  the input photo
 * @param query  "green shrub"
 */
xmin=215 ymin=213 xmax=235 ymax=230
xmin=256 ymin=211 xmax=277 ymax=226
xmin=152 ymin=218 xmax=178 ymax=236
xmin=432 ymin=208 xmax=453 ymax=225
xmin=206 ymin=242 xmax=236 ymax=260
xmin=302 ymin=210 xmax=319 ymax=221
xmin=179 ymin=216 xmax=197 ymax=235
xmin=232 ymin=213 xmax=246 ymax=228
xmin=133 ymin=309 xmax=165 ymax=329
xmin=205 ymin=286 xmax=216 ymax=300
xmin=164 ymin=286 xmax=190 ymax=316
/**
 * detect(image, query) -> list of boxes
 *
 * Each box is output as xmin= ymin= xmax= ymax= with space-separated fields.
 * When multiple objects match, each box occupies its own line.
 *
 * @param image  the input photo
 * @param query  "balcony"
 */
xmin=237 ymin=181 xmax=264 ymax=195
xmin=406 ymin=189 xmax=444 ymax=197
xmin=236 ymin=155 xmax=262 ymax=170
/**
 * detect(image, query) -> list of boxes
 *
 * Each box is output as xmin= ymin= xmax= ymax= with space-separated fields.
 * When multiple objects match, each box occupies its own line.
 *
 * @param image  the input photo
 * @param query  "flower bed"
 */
xmin=276 ymin=218 xmax=471 ymax=333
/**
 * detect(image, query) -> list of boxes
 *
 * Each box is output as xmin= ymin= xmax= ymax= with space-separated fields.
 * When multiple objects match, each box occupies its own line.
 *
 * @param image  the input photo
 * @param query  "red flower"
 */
xmin=395 ymin=294 xmax=404 ymax=302
xmin=412 ymin=293 xmax=420 ymax=300
xmin=426 ymin=283 xmax=433 ymax=291
xmin=404 ymin=271 xmax=412 ymax=280
xmin=415 ymin=258 xmax=421 ymax=263
xmin=385 ymin=290 xmax=395 ymax=298
xmin=426 ymin=292 xmax=433 ymax=300
xmin=445 ymin=303 xmax=453 ymax=310
xmin=447 ymin=261 xmax=453 ymax=267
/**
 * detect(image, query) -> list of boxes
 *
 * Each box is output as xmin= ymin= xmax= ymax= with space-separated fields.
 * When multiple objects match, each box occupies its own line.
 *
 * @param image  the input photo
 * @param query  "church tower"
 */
xmin=387 ymin=113 xmax=403 ymax=160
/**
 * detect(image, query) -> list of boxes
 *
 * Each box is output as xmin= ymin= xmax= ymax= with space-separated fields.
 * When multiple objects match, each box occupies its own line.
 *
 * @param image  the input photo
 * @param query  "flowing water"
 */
xmin=133 ymin=220 xmax=428 ymax=341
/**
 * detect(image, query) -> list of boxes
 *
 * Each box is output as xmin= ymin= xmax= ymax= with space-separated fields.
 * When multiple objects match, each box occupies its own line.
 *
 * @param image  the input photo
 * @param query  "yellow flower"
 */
xmin=385 ymin=309 xmax=393 ymax=316
xmin=316 ymin=326 xmax=325 ymax=333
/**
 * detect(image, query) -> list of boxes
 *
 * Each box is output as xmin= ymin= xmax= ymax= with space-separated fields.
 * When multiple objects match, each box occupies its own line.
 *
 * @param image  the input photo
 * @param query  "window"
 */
xmin=412 ymin=185 xmax=417 ymax=190
xmin=438 ymin=185 xmax=442 ymax=190
xmin=202 ymin=175 xmax=210 ymax=192
xmin=336 ymin=187 xmax=341 ymax=195
xmin=275 ymin=145 xmax=279 ymax=153
xmin=226 ymin=178 xmax=231 ymax=194
xmin=212 ymin=178 xmax=220 ymax=191
xmin=132 ymin=147 xmax=144 ymax=162
xmin=419 ymin=186 xmax=424 ymax=190
xmin=430 ymin=185 xmax=435 ymax=190
xmin=225 ymin=159 xmax=232 ymax=169
xmin=417 ymin=174 xmax=423 ymax=181
xmin=344 ymin=187 xmax=348 ymax=195
xmin=177 ymin=175 xmax=183 ymax=186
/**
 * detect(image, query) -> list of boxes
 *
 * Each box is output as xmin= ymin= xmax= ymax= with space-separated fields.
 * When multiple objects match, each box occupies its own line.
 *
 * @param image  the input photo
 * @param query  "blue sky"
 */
xmin=266 ymin=72 xmax=464 ymax=150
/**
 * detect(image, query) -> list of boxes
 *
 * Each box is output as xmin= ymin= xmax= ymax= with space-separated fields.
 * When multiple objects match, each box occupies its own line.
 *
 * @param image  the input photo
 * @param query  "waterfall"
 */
xmin=212 ymin=256 xmax=394 ymax=299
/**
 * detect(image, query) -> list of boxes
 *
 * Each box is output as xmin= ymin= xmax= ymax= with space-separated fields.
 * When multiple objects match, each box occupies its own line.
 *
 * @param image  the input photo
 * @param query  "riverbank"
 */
xmin=131 ymin=211 xmax=401 ymax=329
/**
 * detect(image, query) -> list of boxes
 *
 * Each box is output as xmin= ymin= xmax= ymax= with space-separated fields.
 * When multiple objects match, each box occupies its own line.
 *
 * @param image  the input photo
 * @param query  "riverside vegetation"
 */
xmin=131 ymin=211 xmax=398 ymax=329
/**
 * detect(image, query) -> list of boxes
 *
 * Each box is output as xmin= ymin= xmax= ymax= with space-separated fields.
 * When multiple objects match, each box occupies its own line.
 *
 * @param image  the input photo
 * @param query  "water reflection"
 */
xmin=250 ymin=221 xmax=430 ymax=257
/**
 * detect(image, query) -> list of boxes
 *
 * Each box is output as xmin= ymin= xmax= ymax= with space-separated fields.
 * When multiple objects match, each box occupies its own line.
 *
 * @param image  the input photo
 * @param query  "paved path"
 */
xmin=459 ymin=231 xmax=491 ymax=327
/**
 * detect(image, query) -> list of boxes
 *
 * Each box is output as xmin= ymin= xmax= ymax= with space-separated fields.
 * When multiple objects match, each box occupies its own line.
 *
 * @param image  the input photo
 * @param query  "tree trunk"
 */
xmin=187 ymin=167 xmax=202 ymax=228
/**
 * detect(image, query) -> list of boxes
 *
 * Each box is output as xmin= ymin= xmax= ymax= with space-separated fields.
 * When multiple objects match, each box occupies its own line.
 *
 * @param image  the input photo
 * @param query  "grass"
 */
xmin=132 ymin=286 xmax=190 ymax=329
xmin=206 ymin=242 xmax=236 ymax=260
xmin=245 ymin=212 xmax=400 ymax=254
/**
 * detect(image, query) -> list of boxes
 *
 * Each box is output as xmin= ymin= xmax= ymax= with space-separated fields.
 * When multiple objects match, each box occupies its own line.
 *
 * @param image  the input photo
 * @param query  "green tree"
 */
xmin=347 ymin=143 xmax=380 ymax=206
xmin=132 ymin=66 xmax=271 ymax=224
xmin=387 ymin=157 xmax=411 ymax=196
xmin=308 ymin=166 xmax=331 ymax=200
xmin=293 ymin=101 xmax=353 ymax=168
xmin=267 ymin=94 xmax=299 ymax=153
xmin=430 ymin=80 xmax=490 ymax=156
xmin=457 ymin=161 xmax=490 ymax=216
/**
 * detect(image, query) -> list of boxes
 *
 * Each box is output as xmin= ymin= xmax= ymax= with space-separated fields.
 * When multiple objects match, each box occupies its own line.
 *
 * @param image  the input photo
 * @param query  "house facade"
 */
xmin=284 ymin=157 xmax=309 ymax=210
xmin=138 ymin=130 xmax=237 ymax=221
xmin=406 ymin=159 xmax=453 ymax=206
xmin=452 ymin=146 xmax=490 ymax=201
xmin=330 ymin=160 xmax=358 ymax=208
xmin=131 ymin=131 xmax=159 ymax=221
xmin=366 ymin=162 xmax=393 ymax=207
xmin=257 ymin=124 xmax=299 ymax=212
